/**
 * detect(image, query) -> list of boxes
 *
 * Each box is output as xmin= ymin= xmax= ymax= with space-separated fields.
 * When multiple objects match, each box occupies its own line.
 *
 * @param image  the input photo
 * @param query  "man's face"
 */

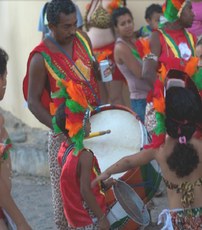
xmin=180 ymin=2 xmax=194 ymax=28
xmin=50 ymin=12 xmax=77 ymax=44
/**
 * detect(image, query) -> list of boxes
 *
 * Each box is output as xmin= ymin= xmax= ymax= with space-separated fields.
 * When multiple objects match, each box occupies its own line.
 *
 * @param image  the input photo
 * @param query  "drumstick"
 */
xmin=85 ymin=130 xmax=111 ymax=139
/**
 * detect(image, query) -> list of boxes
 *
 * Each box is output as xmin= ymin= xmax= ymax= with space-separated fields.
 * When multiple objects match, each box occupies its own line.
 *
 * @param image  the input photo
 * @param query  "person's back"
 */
xmin=157 ymin=137 xmax=202 ymax=209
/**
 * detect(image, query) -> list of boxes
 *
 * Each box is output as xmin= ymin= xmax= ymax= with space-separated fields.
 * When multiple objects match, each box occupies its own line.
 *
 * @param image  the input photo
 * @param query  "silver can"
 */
xmin=99 ymin=59 xmax=113 ymax=82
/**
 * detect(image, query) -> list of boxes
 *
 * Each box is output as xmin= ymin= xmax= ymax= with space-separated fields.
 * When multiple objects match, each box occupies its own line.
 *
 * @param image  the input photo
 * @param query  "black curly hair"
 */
xmin=165 ymin=87 xmax=202 ymax=178
xmin=0 ymin=48 xmax=8 ymax=76
xmin=145 ymin=4 xmax=162 ymax=20
xmin=47 ymin=0 xmax=76 ymax=26
xmin=55 ymin=102 xmax=69 ymax=136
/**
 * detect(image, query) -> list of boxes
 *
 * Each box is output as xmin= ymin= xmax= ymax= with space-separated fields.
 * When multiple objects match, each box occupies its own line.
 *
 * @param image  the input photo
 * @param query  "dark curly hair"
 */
xmin=0 ymin=48 xmax=8 ymax=76
xmin=47 ymin=0 xmax=76 ymax=26
xmin=55 ymin=102 xmax=69 ymax=136
xmin=165 ymin=87 xmax=202 ymax=178
xmin=145 ymin=4 xmax=162 ymax=20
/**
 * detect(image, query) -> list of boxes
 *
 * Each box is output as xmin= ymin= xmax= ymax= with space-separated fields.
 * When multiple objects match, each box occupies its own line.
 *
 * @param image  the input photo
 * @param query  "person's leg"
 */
xmin=130 ymin=98 xmax=147 ymax=123
xmin=48 ymin=131 xmax=68 ymax=230
xmin=106 ymin=80 xmax=125 ymax=105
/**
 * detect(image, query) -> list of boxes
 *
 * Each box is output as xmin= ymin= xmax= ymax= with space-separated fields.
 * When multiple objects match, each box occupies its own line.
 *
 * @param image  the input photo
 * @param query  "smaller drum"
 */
xmin=107 ymin=180 xmax=150 ymax=229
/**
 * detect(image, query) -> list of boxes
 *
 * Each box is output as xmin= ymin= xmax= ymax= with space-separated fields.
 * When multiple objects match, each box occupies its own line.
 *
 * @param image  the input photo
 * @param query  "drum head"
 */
xmin=113 ymin=180 xmax=150 ymax=226
xmin=84 ymin=105 xmax=147 ymax=178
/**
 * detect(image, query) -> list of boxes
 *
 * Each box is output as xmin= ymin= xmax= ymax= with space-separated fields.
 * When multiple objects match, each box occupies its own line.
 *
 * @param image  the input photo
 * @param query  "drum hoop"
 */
xmin=91 ymin=104 xmax=145 ymax=148
xmin=113 ymin=179 xmax=150 ymax=226
xmin=92 ymin=104 xmax=138 ymax=118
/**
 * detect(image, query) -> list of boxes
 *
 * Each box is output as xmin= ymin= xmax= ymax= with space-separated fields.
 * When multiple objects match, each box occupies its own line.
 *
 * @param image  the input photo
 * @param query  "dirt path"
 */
xmin=12 ymin=173 xmax=167 ymax=230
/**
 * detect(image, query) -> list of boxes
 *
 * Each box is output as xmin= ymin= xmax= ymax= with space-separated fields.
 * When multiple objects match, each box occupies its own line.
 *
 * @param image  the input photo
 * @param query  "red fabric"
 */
xmin=23 ymin=37 xmax=100 ymax=112
xmin=93 ymin=42 xmax=125 ymax=81
xmin=58 ymin=142 xmax=106 ymax=227
xmin=158 ymin=28 xmax=197 ymax=72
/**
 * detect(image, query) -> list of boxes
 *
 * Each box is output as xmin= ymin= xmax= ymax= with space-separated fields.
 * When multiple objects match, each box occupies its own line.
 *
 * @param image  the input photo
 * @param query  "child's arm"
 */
xmin=0 ymin=173 xmax=32 ymax=230
xmin=79 ymin=150 xmax=110 ymax=230
xmin=92 ymin=148 xmax=156 ymax=187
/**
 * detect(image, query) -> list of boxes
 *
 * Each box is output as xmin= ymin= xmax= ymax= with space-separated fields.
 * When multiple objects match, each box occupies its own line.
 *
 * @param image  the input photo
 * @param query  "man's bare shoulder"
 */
xmin=30 ymin=52 xmax=44 ymax=67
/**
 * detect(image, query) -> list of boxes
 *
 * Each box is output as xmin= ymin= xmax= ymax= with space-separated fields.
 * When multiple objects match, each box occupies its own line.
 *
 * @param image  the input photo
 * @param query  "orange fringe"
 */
xmin=184 ymin=57 xmax=199 ymax=78
xmin=172 ymin=0 xmax=185 ymax=10
xmin=66 ymin=120 xmax=82 ymax=137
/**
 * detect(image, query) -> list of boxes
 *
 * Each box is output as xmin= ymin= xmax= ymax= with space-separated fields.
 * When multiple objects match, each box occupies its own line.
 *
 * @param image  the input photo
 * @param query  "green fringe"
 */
xmin=163 ymin=0 xmax=179 ymax=22
xmin=52 ymin=116 xmax=62 ymax=134
xmin=154 ymin=112 xmax=166 ymax=135
xmin=71 ymin=129 xmax=84 ymax=156
xmin=65 ymin=100 xmax=85 ymax=113
xmin=41 ymin=52 xmax=66 ymax=80
xmin=192 ymin=68 xmax=202 ymax=90
xmin=51 ymin=88 xmax=68 ymax=99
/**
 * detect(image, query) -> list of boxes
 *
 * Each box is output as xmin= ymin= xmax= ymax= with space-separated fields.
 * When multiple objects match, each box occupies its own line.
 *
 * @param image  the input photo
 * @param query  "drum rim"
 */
xmin=91 ymin=104 xmax=141 ymax=122
xmin=113 ymin=179 xmax=150 ymax=226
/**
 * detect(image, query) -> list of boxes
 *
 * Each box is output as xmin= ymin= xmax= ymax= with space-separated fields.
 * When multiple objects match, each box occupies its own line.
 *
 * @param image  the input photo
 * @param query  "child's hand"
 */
xmin=91 ymin=171 xmax=111 ymax=188
xmin=102 ymin=178 xmax=116 ymax=191
xmin=98 ymin=215 xmax=110 ymax=230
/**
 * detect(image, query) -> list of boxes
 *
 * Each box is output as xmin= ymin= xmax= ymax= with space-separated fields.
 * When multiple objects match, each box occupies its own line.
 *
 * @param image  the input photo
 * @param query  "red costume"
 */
xmin=157 ymin=28 xmax=197 ymax=73
xmin=23 ymin=32 xmax=100 ymax=111
xmin=57 ymin=142 xmax=107 ymax=228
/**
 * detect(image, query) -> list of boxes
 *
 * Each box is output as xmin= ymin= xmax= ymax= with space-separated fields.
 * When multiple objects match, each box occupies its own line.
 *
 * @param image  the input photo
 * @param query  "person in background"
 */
xmin=142 ymin=0 xmax=202 ymax=135
xmin=23 ymin=0 xmax=100 ymax=229
xmin=54 ymin=80 xmax=111 ymax=229
xmin=85 ymin=0 xmax=128 ymax=105
xmin=0 ymin=48 xmax=31 ymax=230
xmin=188 ymin=0 xmax=202 ymax=38
xmin=111 ymin=7 xmax=153 ymax=123
xmin=92 ymin=70 xmax=202 ymax=229
xmin=38 ymin=0 xmax=83 ymax=39
xmin=135 ymin=3 xmax=163 ymax=38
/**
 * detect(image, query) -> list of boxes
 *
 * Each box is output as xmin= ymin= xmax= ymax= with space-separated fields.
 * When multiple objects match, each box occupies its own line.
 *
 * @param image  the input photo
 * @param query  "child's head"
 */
xmin=0 ymin=48 xmax=8 ymax=100
xmin=55 ymin=102 xmax=91 ymax=139
xmin=111 ymin=7 xmax=134 ymax=37
xmin=145 ymin=4 xmax=162 ymax=30
xmin=165 ymin=70 xmax=202 ymax=140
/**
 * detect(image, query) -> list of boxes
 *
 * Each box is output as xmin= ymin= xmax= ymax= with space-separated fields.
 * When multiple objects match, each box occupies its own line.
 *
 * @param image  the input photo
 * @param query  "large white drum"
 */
xmin=84 ymin=104 xmax=148 ymax=178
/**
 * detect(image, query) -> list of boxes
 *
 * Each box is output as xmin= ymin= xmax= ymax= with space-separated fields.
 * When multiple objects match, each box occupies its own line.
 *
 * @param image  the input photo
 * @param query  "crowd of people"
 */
xmin=0 ymin=0 xmax=202 ymax=229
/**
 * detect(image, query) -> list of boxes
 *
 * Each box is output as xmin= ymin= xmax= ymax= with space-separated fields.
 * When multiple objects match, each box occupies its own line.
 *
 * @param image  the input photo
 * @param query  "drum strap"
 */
xmin=62 ymin=143 xmax=75 ymax=167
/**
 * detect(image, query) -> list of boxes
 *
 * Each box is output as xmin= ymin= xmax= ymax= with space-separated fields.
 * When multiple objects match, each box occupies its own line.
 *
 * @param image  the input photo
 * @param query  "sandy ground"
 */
xmin=12 ymin=173 xmax=168 ymax=230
